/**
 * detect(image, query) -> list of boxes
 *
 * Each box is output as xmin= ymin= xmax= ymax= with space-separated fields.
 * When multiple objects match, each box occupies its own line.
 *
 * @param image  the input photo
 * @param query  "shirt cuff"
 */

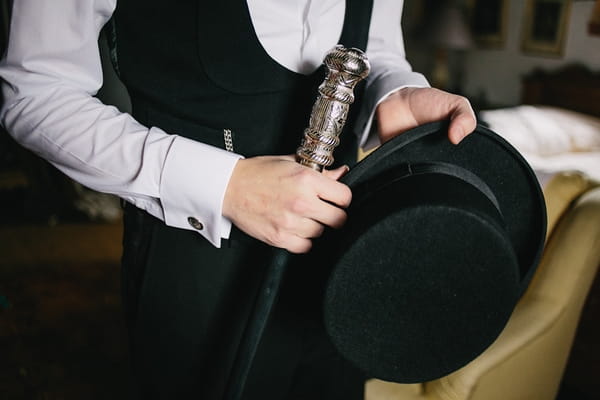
xmin=159 ymin=134 xmax=243 ymax=248
xmin=355 ymin=68 xmax=430 ymax=151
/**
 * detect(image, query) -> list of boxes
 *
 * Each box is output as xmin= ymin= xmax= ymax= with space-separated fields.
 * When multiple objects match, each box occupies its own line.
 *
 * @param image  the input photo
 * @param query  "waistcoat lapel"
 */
xmin=196 ymin=0 xmax=373 ymax=94
xmin=197 ymin=0 xmax=303 ymax=93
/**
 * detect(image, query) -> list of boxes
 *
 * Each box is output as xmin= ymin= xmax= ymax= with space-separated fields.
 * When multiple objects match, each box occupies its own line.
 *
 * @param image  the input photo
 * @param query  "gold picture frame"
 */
xmin=521 ymin=0 xmax=572 ymax=57
xmin=467 ymin=0 xmax=509 ymax=48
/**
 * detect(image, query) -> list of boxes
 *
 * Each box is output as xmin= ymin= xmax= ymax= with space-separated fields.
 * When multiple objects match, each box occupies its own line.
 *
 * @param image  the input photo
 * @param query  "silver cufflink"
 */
xmin=187 ymin=216 xmax=204 ymax=231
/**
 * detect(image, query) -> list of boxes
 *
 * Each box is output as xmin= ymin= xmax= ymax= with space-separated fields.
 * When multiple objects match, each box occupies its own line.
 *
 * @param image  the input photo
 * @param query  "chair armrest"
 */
xmin=543 ymin=171 xmax=598 ymax=240
xmin=426 ymin=186 xmax=600 ymax=400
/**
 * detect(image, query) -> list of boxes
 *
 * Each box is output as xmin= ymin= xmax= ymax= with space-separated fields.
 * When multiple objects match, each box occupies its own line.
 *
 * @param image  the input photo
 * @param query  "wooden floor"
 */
xmin=0 ymin=220 xmax=130 ymax=399
xmin=0 ymin=218 xmax=598 ymax=399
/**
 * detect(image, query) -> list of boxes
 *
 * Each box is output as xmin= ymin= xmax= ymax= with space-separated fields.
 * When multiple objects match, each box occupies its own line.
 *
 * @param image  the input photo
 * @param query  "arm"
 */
xmin=0 ymin=0 xmax=241 ymax=247
xmin=357 ymin=0 xmax=476 ymax=149
xmin=0 ymin=0 xmax=350 ymax=253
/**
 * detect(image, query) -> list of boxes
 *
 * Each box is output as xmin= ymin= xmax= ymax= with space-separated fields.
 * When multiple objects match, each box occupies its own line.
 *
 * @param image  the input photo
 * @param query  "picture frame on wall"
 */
xmin=467 ymin=0 xmax=509 ymax=48
xmin=521 ymin=0 xmax=572 ymax=57
xmin=590 ymin=0 xmax=600 ymax=36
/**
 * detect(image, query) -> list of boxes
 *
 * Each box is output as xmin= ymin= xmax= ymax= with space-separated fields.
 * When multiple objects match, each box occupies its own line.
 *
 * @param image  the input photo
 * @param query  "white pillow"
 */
xmin=480 ymin=105 xmax=600 ymax=156
xmin=538 ymin=106 xmax=600 ymax=152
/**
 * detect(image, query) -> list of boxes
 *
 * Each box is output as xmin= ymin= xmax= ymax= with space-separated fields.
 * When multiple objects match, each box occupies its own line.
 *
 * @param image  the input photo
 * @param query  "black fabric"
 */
xmin=113 ymin=0 xmax=372 ymax=166
xmin=113 ymin=0 xmax=374 ymax=398
xmin=122 ymin=204 xmax=366 ymax=399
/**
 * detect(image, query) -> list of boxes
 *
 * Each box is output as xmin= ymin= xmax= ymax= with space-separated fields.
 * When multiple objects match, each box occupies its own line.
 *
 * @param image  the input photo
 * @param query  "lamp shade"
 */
xmin=428 ymin=2 xmax=474 ymax=50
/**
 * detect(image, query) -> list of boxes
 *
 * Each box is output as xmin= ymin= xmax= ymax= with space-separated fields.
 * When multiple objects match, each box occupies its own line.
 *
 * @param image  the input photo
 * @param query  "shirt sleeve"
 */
xmin=355 ymin=0 xmax=430 ymax=150
xmin=0 ymin=0 xmax=241 ymax=247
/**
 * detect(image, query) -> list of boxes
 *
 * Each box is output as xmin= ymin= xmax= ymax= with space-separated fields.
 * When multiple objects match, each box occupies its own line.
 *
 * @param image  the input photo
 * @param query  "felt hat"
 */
xmin=317 ymin=121 xmax=546 ymax=383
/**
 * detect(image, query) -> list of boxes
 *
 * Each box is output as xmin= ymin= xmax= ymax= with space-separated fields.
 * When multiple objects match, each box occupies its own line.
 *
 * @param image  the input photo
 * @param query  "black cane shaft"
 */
xmin=223 ymin=249 xmax=290 ymax=400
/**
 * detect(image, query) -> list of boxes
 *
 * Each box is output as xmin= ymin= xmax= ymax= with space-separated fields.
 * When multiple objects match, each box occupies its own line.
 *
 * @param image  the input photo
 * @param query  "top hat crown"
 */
xmin=314 ymin=121 xmax=546 ymax=382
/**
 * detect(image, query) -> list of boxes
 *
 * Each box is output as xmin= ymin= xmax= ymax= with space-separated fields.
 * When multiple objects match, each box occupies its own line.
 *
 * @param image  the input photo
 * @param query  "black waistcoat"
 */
xmin=113 ymin=1 xmax=374 ymax=398
xmin=114 ymin=0 xmax=373 ymax=164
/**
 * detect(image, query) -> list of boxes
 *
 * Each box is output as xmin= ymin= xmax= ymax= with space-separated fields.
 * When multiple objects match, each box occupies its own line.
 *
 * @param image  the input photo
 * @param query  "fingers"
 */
xmin=310 ymin=201 xmax=348 ymax=229
xmin=222 ymin=156 xmax=352 ymax=254
xmin=271 ymin=200 xmax=346 ymax=254
xmin=448 ymin=96 xmax=477 ymax=145
xmin=322 ymin=164 xmax=350 ymax=181
xmin=289 ymin=167 xmax=351 ymax=226
xmin=375 ymin=87 xmax=478 ymax=145
xmin=283 ymin=236 xmax=313 ymax=254
xmin=316 ymin=173 xmax=352 ymax=209
xmin=295 ymin=217 xmax=326 ymax=239
xmin=266 ymin=219 xmax=321 ymax=254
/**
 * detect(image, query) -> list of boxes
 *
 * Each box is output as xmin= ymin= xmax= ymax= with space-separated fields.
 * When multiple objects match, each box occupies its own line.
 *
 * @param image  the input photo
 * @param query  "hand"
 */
xmin=222 ymin=155 xmax=352 ymax=254
xmin=376 ymin=87 xmax=477 ymax=145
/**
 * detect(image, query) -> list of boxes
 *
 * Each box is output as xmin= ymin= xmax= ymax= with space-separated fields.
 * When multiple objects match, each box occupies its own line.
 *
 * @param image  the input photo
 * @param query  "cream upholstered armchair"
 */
xmin=366 ymin=171 xmax=600 ymax=400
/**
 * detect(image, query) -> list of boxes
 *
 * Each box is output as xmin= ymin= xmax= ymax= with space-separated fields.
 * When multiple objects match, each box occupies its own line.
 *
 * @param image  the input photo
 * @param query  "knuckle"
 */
xmin=343 ymin=186 xmax=353 ymax=205
xmin=266 ymin=229 xmax=286 ymax=248
xmin=456 ymin=95 xmax=473 ymax=110
xmin=338 ymin=185 xmax=352 ymax=207
xmin=290 ymin=197 xmax=309 ymax=215
xmin=313 ymin=224 xmax=325 ymax=238
xmin=454 ymin=93 xmax=467 ymax=102
xmin=296 ymin=168 xmax=314 ymax=184
xmin=290 ymin=239 xmax=313 ymax=254
xmin=280 ymin=212 xmax=300 ymax=233
xmin=277 ymin=213 xmax=292 ymax=230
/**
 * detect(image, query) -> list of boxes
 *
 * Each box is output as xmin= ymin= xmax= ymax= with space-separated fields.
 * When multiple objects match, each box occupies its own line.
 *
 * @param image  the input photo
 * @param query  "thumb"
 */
xmin=448 ymin=100 xmax=477 ymax=145
xmin=323 ymin=164 xmax=350 ymax=181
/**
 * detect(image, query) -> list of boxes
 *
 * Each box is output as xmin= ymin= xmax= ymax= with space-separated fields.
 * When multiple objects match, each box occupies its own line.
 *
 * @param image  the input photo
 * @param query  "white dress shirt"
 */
xmin=0 ymin=0 xmax=428 ymax=247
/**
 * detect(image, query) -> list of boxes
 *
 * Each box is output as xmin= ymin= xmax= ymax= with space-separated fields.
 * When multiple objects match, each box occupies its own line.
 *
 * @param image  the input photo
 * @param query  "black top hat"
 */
xmin=225 ymin=121 xmax=547 ymax=399
xmin=320 ymin=120 xmax=546 ymax=383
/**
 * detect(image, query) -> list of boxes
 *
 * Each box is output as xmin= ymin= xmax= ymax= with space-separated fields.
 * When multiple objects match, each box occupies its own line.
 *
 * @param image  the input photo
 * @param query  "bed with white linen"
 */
xmin=479 ymin=65 xmax=600 ymax=184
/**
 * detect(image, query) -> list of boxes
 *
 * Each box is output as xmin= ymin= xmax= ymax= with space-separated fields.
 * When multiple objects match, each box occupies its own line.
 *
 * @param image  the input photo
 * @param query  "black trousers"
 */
xmin=121 ymin=204 xmax=365 ymax=399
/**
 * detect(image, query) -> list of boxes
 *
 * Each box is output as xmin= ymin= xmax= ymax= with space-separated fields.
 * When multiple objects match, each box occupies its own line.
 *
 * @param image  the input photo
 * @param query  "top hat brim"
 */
xmin=319 ymin=121 xmax=546 ymax=382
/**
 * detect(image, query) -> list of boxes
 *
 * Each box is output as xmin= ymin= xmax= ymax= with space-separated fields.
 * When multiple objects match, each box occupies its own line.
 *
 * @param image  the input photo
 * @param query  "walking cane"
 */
xmin=223 ymin=45 xmax=370 ymax=400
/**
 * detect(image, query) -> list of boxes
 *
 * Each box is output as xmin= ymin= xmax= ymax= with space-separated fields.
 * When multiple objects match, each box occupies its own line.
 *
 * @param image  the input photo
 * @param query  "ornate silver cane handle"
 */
xmin=295 ymin=45 xmax=370 ymax=171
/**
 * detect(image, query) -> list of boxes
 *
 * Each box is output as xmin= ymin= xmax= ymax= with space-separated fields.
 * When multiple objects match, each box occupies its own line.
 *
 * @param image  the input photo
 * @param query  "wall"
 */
xmin=461 ymin=0 xmax=600 ymax=106
xmin=403 ymin=0 xmax=600 ymax=106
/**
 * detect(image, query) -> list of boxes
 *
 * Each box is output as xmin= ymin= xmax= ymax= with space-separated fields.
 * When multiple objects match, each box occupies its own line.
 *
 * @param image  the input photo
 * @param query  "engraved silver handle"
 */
xmin=295 ymin=45 xmax=370 ymax=171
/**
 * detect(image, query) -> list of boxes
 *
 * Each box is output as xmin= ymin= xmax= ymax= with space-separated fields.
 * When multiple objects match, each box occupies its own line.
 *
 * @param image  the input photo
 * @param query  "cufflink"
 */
xmin=187 ymin=217 xmax=204 ymax=231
